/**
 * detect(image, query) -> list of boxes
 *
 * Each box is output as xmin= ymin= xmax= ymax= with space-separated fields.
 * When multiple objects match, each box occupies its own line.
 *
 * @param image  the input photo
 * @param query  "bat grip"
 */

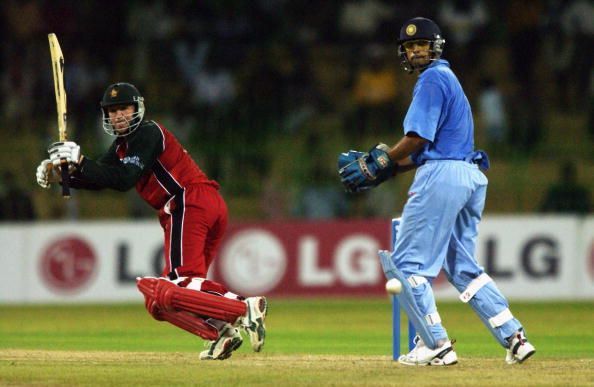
xmin=60 ymin=159 xmax=71 ymax=199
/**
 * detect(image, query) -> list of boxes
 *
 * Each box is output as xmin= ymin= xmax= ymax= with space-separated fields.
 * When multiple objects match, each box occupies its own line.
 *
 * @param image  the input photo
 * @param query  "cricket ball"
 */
xmin=385 ymin=278 xmax=402 ymax=294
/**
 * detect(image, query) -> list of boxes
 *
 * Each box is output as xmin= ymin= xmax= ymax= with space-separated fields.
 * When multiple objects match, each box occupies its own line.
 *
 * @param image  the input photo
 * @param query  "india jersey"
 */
xmin=403 ymin=59 xmax=474 ymax=165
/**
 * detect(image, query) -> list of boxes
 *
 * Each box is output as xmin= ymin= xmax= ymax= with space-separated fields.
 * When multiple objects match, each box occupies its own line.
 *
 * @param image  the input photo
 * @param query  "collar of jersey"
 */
xmin=429 ymin=59 xmax=449 ymax=69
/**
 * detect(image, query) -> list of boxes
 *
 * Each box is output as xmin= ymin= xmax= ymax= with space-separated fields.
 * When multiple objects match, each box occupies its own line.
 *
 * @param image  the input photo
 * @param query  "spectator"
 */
xmin=67 ymin=49 xmax=108 ymax=136
xmin=339 ymin=0 xmax=394 ymax=44
xmin=586 ymin=68 xmax=594 ymax=140
xmin=504 ymin=0 xmax=545 ymax=154
xmin=438 ymin=0 xmax=488 ymax=73
xmin=0 ymin=171 xmax=35 ymax=221
xmin=350 ymin=44 xmax=400 ymax=136
xmin=477 ymin=77 xmax=508 ymax=152
xmin=505 ymin=0 xmax=544 ymax=93
xmin=559 ymin=0 xmax=594 ymax=110
xmin=293 ymin=131 xmax=347 ymax=219
xmin=126 ymin=0 xmax=175 ymax=80
xmin=540 ymin=160 xmax=592 ymax=215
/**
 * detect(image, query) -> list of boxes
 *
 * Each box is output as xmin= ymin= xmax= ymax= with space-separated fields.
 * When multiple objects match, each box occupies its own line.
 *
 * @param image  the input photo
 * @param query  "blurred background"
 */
xmin=0 ymin=0 xmax=592 ymax=222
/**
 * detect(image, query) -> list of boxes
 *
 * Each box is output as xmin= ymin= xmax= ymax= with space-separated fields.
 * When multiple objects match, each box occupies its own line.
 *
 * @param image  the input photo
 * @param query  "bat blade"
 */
xmin=48 ymin=33 xmax=70 ymax=198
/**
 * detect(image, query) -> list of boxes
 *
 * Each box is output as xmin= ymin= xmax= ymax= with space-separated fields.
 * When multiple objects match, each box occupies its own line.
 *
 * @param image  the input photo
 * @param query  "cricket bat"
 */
xmin=48 ymin=33 xmax=70 ymax=198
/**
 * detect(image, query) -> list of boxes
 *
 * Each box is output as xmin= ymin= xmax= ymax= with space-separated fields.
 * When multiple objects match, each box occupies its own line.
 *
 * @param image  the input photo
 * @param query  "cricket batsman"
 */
xmin=36 ymin=82 xmax=267 ymax=360
xmin=338 ymin=17 xmax=535 ymax=366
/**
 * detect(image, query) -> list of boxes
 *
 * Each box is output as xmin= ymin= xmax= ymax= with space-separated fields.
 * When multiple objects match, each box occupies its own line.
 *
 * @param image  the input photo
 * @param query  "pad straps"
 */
xmin=489 ymin=308 xmax=514 ymax=328
xmin=406 ymin=275 xmax=441 ymax=326
xmin=459 ymin=273 xmax=492 ymax=303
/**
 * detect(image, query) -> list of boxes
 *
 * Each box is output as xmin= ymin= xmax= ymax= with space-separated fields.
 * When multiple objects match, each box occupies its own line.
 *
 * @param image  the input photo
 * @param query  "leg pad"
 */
xmin=378 ymin=251 xmax=445 ymax=349
xmin=447 ymin=271 xmax=522 ymax=347
xmin=137 ymin=277 xmax=246 ymax=323
xmin=159 ymin=310 xmax=219 ymax=340
xmin=142 ymin=291 xmax=219 ymax=340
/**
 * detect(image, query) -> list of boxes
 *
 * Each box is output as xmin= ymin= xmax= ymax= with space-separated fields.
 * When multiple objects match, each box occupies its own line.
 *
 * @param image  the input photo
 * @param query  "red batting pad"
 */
xmin=144 ymin=296 xmax=165 ymax=321
xmin=137 ymin=277 xmax=246 ymax=323
xmin=141 ymin=292 xmax=219 ymax=340
xmin=159 ymin=310 xmax=219 ymax=340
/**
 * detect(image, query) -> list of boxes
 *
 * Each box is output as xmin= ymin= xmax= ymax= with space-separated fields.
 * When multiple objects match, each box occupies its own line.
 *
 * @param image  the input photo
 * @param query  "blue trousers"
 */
xmin=391 ymin=160 xmax=521 ymax=347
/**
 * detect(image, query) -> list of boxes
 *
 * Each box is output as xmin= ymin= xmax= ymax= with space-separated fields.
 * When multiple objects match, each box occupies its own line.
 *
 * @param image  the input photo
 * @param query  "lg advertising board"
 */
xmin=0 ymin=217 xmax=592 ymax=302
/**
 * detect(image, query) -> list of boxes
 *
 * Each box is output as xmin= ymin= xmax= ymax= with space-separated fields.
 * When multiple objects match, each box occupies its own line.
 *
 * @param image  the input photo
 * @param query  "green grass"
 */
xmin=1 ymin=299 xmax=593 ymax=385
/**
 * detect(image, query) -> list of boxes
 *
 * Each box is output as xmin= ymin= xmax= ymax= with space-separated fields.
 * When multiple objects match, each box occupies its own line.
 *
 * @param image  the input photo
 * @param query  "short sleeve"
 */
xmin=403 ymin=81 xmax=444 ymax=142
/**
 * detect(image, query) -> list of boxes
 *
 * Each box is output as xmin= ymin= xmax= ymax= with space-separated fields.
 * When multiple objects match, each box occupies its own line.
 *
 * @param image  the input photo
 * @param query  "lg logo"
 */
xmin=39 ymin=237 xmax=97 ymax=293
xmin=484 ymin=236 xmax=560 ymax=278
xmin=219 ymin=229 xmax=287 ymax=295
xmin=219 ymin=230 xmax=382 ymax=294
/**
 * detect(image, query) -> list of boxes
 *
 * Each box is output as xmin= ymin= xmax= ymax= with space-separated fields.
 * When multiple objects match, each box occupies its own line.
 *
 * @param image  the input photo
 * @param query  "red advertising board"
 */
xmin=209 ymin=219 xmax=392 ymax=297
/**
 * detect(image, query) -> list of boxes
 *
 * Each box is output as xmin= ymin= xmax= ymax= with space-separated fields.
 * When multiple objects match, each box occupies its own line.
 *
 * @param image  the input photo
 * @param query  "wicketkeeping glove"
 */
xmin=338 ymin=143 xmax=396 ymax=193
xmin=48 ymin=141 xmax=81 ymax=167
xmin=36 ymin=159 xmax=60 ymax=189
xmin=338 ymin=150 xmax=366 ymax=170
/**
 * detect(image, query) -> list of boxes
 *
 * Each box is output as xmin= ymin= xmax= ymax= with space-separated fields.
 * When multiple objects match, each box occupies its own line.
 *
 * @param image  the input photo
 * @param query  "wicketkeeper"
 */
xmin=338 ymin=17 xmax=535 ymax=366
xmin=36 ymin=82 xmax=267 ymax=360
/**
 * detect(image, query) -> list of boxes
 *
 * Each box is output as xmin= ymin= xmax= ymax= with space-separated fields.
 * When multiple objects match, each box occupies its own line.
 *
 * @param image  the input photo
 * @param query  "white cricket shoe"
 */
xmin=505 ymin=329 xmax=535 ymax=364
xmin=199 ymin=324 xmax=243 ymax=360
xmin=398 ymin=335 xmax=458 ymax=366
xmin=242 ymin=297 xmax=268 ymax=352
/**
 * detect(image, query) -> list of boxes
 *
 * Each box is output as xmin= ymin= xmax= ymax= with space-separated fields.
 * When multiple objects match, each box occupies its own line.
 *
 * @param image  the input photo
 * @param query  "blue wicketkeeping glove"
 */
xmin=338 ymin=150 xmax=366 ymax=170
xmin=338 ymin=143 xmax=396 ymax=193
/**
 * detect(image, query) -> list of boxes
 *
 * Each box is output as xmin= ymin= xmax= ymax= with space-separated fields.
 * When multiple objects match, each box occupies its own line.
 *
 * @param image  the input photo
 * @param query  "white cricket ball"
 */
xmin=385 ymin=278 xmax=402 ymax=294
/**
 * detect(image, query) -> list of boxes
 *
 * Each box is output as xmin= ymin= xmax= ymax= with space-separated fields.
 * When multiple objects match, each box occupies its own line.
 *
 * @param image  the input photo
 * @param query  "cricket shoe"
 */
xmin=505 ymin=328 xmax=535 ymax=364
xmin=242 ymin=297 xmax=268 ymax=352
xmin=398 ymin=335 xmax=458 ymax=366
xmin=199 ymin=324 xmax=243 ymax=360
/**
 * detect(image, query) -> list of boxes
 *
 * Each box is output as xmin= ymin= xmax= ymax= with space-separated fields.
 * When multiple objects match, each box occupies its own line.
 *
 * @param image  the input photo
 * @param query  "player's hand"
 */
xmin=338 ymin=143 xmax=395 ymax=193
xmin=48 ymin=141 xmax=81 ymax=167
xmin=36 ymin=159 xmax=60 ymax=188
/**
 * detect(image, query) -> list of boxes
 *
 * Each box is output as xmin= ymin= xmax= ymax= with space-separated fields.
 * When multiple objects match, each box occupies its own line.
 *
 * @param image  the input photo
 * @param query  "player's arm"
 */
xmin=46 ymin=124 xmax=162 ymax=192
xmin=65 ymin=142 xmax=120 ymax=190
xmin=387 ymin=133 xmax=428 ymax=174
xmin=75 ymin=124 xmax=162 ymax=191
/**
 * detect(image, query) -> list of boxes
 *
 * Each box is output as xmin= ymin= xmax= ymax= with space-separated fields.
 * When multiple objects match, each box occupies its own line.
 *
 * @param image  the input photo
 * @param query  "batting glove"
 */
xmin=36 ymin=159 xmax=60 ymax=189
xmin=338 ymin=143 xmax=395 ymax=193
xmin=48 ymin=141 xmax=81 ymax=167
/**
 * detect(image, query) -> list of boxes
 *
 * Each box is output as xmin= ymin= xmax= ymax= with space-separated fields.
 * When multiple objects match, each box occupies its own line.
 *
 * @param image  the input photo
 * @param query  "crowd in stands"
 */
xmin=1 ymin=0 xmax=592 ymax=220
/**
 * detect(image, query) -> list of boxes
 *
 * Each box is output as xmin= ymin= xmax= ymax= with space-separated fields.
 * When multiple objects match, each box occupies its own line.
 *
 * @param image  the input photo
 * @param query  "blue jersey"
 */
xmin=403 ymin=59 xmax=474 ymax=165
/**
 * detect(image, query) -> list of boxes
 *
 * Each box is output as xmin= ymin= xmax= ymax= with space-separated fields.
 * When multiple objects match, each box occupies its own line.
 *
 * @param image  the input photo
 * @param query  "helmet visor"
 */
xmin=102 ymin=104 xmax=145 ymax=137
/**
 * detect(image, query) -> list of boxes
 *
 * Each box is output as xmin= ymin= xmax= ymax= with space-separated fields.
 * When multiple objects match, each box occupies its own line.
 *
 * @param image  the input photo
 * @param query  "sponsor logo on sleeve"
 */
xmin=121 ymin=155 xmax=144 ymax=169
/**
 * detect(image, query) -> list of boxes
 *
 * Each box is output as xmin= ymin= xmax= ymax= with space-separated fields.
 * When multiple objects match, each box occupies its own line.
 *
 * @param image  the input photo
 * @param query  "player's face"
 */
xmin=404 ymin=40 xmax=431 ymax=68
xmin=107 ymin=105 xmax=135 ymax=134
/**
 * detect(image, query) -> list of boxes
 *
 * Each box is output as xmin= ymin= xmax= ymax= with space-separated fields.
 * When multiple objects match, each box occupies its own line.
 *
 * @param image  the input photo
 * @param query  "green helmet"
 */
xmin=100 ymin=82 xmax=145 ymax=136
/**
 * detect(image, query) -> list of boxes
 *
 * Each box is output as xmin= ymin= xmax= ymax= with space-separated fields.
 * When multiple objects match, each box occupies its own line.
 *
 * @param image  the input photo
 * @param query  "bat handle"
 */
xmin=60 ymin=159 xmax=71 ymax=199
